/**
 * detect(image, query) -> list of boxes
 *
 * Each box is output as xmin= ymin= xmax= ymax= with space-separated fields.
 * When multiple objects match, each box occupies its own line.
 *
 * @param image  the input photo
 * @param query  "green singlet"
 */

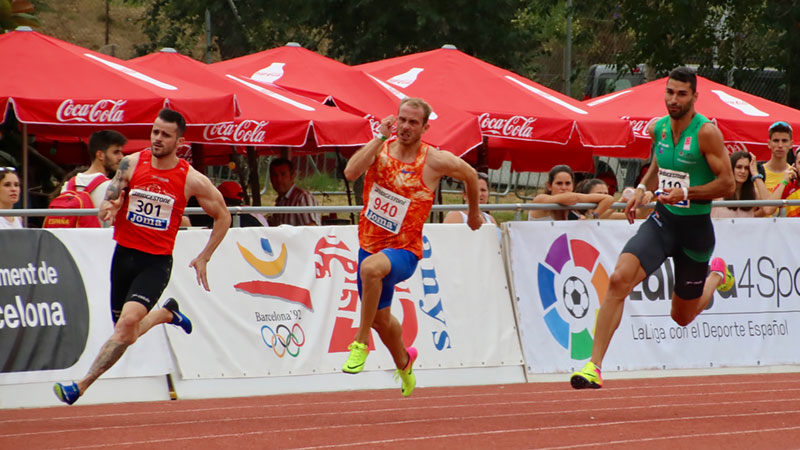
xmin=652 ymin=113 xmax=716 ymax=216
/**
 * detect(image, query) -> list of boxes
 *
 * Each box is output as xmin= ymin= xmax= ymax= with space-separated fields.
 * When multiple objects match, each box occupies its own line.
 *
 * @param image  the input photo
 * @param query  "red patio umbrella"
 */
xmin=128 ymin=49 xmax=373 ymax=154
xmin=0 ymin=28 xmax=238 ymax=138
xmin=356 ymin=45 xmax=634 ymax=172
xmin=0 ymin=27 xmax=239 ymax=208
xmin=210 ymin=43 xmax=483 ymax=159
xmin=583 ymin=76 xmax=800 ymax=161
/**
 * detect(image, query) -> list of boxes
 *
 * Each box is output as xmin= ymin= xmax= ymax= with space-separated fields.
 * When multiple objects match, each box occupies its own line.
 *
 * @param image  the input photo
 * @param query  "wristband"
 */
xmin=782 ymin=179 xmax=789 ymax=186
xmin=377 ymin=133 xmax=388 ymax=141
xmin=681 ymin=186 xmax=688 ymax=201
xmin=636 ymin=183 xmax=647 ymax=192
xmin=751 ymin=173 xmax=764 ymax=182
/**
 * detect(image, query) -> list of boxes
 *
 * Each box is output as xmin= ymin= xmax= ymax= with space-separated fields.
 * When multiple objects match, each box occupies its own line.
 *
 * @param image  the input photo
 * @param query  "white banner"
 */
xmin=507 ymin=218 xmax=800 ymax=374
xmin=0 ymin=229 xmax=171 ymax=385
xmin=166 ymin=224 xmax=522 ymax=379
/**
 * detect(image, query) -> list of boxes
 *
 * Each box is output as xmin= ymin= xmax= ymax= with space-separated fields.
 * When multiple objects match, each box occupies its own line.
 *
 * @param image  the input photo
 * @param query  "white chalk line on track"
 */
xmin=42 ymin=408 xmax=800 ymax=450
xmin=3 ymin=380 xmax=799 ymax=425
xmin=6 ymin=396 xmax=800 ymax=447
xmin=536 ymin=425 xmax=800 ymax=450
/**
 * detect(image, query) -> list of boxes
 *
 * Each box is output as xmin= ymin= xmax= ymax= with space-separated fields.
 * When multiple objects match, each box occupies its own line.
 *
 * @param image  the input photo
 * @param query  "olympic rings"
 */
xmin=261 ymin=322 xmax=306 ymax=358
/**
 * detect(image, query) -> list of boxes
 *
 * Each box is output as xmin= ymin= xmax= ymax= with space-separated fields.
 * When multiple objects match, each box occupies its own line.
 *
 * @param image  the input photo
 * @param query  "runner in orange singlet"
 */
xmin=53 ymin=109 xmax=231 ymax=405
xmin=341 ymin=98 xmax=482 ymax=397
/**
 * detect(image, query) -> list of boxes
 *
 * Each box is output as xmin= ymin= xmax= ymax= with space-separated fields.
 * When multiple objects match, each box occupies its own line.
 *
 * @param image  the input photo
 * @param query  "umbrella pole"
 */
xmin=336 ymin=148 xmax=355 ymax=224
xmin=22 ymin=123 xmax=28 ymax=227
xmin=246 ymin=146 xmax=260 ymax=206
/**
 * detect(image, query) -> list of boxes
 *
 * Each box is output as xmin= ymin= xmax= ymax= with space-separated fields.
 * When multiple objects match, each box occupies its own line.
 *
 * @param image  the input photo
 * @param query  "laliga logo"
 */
xmin=56 ymin=99 xmax=126 ymax=123
xmin=477 ymin=113 xmax=536 ymax=139
xmin=203 ymin=120 xmax=269 ymax=143
xmin=537 ymin=233 xmax=609 ymax=360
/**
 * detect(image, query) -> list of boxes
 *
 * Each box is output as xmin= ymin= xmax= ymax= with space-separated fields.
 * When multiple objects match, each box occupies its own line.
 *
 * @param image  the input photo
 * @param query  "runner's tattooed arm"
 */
xmin=99 ymin=154 xmax=134 ymax=224
xmin=104 ymin=157 xmax=131 ymax=201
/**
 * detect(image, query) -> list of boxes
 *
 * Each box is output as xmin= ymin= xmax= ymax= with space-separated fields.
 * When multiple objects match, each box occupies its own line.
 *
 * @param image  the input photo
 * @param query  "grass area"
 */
xmin=35 ymin=0 xmax=148 ymax=59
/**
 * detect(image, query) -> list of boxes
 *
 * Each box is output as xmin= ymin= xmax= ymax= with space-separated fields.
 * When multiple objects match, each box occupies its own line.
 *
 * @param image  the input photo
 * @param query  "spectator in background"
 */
xmin=268 ymin=158 xmax=320 ymax=226
xmin=576 ymin=178 xmax=653 ymax=220
xmin=759 ymin=121 xmax=794 ymax=190
xmin=54 ymin=130 xmax=127 ymax=227
xmin=444 ymin=171 xmax=497 ymax=225
xmin=72 ymin=131 xmax=126 ymax=204
xmin=762 ymin=147 xmax=800 ymax=217
xmin=757 ymin=121 xmax=793 ymax=217
xmin=712 ymin=151 xmax=770 ymax=218
xmin=0 ymin=167 xmax=22 ymax=229
xmin=528 ymin=165 xmax=614 ymax=221
xmin=217 ymin=181 xmax=268 ymax=227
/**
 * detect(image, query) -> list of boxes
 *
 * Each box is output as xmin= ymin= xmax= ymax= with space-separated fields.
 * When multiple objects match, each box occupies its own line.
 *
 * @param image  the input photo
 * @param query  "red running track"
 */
xmin=1 ymin=373 xmax=799 ymax=449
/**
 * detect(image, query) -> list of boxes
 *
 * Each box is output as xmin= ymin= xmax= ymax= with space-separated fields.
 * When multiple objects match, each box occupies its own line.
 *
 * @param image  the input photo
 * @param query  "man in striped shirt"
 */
xmin=268 ymin=158 xmax=320 ymax=226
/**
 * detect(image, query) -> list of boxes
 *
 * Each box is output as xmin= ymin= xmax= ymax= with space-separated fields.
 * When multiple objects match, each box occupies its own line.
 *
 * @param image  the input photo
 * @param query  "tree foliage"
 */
xmin=123 ymin=0 xmax=536 ymax=71
xmin=0 ymin=0 xmax=39 ymax=32
xmin=120 ymin=0 xmax=799 ymax=106
xmin=602 ymin=0 xmax=799 ymax=106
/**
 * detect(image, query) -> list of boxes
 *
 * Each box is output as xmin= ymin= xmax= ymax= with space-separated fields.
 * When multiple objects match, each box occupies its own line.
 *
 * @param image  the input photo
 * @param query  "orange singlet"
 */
xmin=358 ymin=139 xmax=435 ymax=259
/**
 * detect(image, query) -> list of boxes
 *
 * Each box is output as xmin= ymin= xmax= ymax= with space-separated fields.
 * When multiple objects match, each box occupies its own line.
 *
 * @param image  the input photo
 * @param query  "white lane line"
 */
xmin=4 ymin=383 xmax=800 ymax=425
xmin=42 ymin=408 xmax=800 ymax=450
xmin=537 ymin=425 xmax=800 ymax=450
xmin=287 ymin=414 xmax=800 ymax=450
xmin=8 ymin=399 xmax=800 ymax=447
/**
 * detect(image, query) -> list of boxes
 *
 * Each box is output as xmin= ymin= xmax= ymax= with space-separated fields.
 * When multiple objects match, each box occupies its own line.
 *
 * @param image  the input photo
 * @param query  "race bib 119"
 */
xmin=658 ymin=168 xmax=690 ymax=208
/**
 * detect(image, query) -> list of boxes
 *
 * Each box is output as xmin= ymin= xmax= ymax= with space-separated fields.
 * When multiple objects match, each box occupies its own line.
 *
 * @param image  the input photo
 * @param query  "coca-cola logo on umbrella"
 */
xmin=622 ymin=116 xmax=659 ymax=139
xmin=478 ymin=113 xmax=536 ymax=139
xmin=203 ymin=120 xmax=270 ymax=143
xmin=56 ymin=99 xmax=127 ymax=123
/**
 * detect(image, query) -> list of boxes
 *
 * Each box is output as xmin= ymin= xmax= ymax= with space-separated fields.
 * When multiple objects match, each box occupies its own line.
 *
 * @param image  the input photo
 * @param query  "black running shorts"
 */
xmin=110 ymin=244 xmax=173 ymax=323
xmin=621 ymin=203 xmax=715 ymax=300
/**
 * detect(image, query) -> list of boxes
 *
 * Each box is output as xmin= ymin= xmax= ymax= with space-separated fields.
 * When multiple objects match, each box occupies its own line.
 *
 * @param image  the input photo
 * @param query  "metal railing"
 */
xmin=4 ymin=199 xmax=800 ymax=226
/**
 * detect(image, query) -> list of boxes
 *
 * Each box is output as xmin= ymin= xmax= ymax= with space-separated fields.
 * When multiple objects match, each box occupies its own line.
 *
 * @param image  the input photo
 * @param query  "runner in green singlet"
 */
xmin=571 ymin=67 xmax=736 ymax=389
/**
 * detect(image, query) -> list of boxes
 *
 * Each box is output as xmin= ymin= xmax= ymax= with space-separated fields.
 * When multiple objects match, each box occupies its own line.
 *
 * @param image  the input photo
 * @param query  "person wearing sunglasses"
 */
xmin=0 ymin=167 xmax=22 ymax=229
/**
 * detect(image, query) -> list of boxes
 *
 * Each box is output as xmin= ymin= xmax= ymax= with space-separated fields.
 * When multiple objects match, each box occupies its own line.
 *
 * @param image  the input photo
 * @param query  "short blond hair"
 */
xmin=399 ymin=97 xmax=432 ymax=124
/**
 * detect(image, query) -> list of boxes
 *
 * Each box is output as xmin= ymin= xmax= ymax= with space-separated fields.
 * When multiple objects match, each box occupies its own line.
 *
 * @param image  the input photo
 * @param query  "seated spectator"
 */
xmin=268 ymin=158 xmax=320 ymax=226
xmin=761 ymin=147 xmax=800 ymax=217
xmin=712 ymin=151 xmax=770 ymax=218
xmin=0 ymin=167 xmax=22 ymax=229
xmin=528 ymin=165 xmax=613 ymax=221
xmin=577 ymin=178 xmax=653 ymax=220
xmin=218 ymin=181 xmax=268 ymax=227
xmin=444 ymin=172 xmax=497 ymax=225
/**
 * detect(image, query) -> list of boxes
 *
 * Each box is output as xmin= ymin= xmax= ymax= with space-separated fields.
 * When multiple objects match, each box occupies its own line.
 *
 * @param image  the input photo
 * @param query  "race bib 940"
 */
xmin=126 ymin=189 xmax=175 ymax=230
xmin=365 ymin=184 xmax=411 ymax=234
xmin=658 ymin=168 xmax=690 ymax=208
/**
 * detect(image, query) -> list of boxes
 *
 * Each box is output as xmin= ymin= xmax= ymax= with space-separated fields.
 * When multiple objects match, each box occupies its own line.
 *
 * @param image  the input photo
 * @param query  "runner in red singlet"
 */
xmin=341 ymin=98 xmax=482 ymax=397
xmin=53 ymin=109 xmax=231 ymax=405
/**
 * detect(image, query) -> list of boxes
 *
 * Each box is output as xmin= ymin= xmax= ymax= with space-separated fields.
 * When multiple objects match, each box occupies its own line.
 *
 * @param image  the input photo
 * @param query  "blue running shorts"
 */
xmin=357 ymin=248 xmax=419 ymax=310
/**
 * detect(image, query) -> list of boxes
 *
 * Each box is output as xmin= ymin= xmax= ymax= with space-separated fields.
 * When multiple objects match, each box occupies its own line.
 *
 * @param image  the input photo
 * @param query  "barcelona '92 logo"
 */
xmin=537 ymin=234 xmax=609 ymax=360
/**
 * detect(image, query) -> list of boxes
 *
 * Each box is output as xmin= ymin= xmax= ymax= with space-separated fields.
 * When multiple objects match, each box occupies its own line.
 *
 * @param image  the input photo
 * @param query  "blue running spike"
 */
xmin=53 ymin=382 xmax=80 ymax=405
xmin=163 ymin=298 xmax=193 ymax=334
